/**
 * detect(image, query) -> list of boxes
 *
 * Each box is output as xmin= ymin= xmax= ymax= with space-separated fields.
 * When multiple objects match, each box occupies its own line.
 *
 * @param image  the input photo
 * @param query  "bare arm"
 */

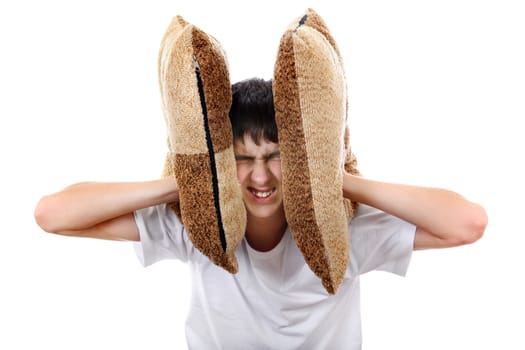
xmin=34 ymin=179 xmax=179 ymax=241
xmin=343 ymin=173 xmax=487 ymax=250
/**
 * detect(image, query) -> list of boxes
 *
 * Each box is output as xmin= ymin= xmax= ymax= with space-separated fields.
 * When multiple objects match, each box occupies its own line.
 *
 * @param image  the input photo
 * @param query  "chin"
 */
xmin=246 ymin=203 xmax=285 ymax=221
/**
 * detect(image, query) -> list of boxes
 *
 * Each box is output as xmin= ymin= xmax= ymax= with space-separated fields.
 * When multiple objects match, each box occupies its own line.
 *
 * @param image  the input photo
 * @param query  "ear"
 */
xmin=158 ymin=16 xmax=246 ymax=273
xmin=273 ymin=8 xmax=359 ymax=294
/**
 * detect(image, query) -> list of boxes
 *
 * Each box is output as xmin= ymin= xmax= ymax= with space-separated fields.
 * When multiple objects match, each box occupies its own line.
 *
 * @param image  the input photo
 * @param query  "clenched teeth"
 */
xmin=251 ymin=190 xmax=273 ymax=198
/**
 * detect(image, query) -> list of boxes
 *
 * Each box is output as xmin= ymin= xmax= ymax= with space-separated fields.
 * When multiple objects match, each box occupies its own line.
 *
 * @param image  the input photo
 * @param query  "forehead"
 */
xmin=234 ymin=134 xmax=279 ymax=155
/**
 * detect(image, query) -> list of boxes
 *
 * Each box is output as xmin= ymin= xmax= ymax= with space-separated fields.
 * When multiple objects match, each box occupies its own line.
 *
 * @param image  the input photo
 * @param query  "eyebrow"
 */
xmin=235 ymin=150 xmax=280 ymax=161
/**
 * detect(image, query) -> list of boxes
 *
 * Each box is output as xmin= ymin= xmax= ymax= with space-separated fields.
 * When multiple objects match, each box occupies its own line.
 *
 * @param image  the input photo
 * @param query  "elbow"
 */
xmin=34 ymin=196 xmax=61 ymax=234
xmin=466 ymin=204 xmax=488 ymax=244
xmin=455 ymin=204 xmax=488 ymax=246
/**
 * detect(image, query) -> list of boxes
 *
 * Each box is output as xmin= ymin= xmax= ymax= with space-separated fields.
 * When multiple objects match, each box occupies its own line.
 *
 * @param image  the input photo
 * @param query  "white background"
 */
xmin=1 ymin=0 xmax=523 ymax=349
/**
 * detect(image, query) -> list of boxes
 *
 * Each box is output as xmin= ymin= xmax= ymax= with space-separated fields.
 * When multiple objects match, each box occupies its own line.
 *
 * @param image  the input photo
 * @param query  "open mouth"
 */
xmin=249 ymin=188 xmax=275 ymax=199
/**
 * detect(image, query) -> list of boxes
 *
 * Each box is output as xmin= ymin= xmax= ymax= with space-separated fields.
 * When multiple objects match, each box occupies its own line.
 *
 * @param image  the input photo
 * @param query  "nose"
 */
xmin=250 ymin=159 xmax=271 ymax=185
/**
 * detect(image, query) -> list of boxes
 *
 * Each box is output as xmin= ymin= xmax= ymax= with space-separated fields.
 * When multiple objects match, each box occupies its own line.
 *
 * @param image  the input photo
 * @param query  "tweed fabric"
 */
xmin=273 ymin=9 xmax=357 ymax=294
xmin=158 ymin=16 xmax=246 ymax=273
xmin=299 ymin=9 xmax=361 ymax=219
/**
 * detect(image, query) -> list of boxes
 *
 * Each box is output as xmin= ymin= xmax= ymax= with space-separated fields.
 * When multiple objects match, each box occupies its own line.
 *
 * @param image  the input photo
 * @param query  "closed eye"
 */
xmin=266 ymin=151 xmax=281 ymax=161
xmin=235 ymin=155 xmax=254 ymax=162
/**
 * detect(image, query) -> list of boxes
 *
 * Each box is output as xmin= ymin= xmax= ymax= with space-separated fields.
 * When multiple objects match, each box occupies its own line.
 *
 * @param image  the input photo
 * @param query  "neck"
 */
xmin=245 ymin=210 xmax=287 ymax=252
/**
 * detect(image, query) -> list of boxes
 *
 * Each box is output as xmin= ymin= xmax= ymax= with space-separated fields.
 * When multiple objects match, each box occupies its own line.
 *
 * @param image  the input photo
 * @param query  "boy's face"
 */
xmin=234 ymin=134 xmax=284 ymax=221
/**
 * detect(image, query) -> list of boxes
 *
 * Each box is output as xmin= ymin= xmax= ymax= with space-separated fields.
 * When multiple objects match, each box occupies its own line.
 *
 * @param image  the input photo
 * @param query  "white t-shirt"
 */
xmin=134 ymin=204 xmax=416 ymax=350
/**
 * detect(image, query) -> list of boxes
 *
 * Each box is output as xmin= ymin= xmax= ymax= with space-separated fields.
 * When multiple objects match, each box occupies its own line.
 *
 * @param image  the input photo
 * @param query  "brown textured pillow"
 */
xmin=158 ymin=16 xmax=246 ymax=273
xmin=273 ymin=8 xmax=359 ymax=294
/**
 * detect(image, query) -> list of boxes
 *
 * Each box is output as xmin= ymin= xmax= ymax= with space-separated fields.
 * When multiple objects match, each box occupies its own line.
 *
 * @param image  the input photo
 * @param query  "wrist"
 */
xmin=342 ymin=172 xmax=360 ymax=200
xmin=155 ymin=177 xmax=179 ymax=204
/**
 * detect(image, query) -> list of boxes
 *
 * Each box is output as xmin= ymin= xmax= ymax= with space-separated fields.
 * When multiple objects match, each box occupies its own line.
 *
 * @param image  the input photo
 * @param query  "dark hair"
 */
xmin=229 ymin=78 xmax=278 ymax=144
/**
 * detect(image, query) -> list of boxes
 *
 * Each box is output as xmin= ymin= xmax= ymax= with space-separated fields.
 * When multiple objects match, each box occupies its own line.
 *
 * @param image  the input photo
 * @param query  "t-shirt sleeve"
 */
xmin=347 ymin=204 xmax=416 ymax=277
xmin=132 ymin=203 xmax=195 ymax=267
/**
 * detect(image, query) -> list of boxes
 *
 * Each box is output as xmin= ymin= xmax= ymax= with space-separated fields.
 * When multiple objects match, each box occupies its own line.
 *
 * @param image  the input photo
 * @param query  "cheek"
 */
xmin=269 ymin=163 xmax=283 ymax=183
xmin=236 ymin=165 xmax=247 ymax=184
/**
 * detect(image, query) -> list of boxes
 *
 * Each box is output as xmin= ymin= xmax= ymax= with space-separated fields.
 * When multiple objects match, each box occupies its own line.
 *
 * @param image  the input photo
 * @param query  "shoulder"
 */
xmin=348 ymin=204 xmax=416 ymax=276
xmin=134 ymin=203 xmax=199 ymax=265
xmin=349 ymin=204 xmax=403 ymax=231
xmin=349 ymin=204 xmax=415 ymax=243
